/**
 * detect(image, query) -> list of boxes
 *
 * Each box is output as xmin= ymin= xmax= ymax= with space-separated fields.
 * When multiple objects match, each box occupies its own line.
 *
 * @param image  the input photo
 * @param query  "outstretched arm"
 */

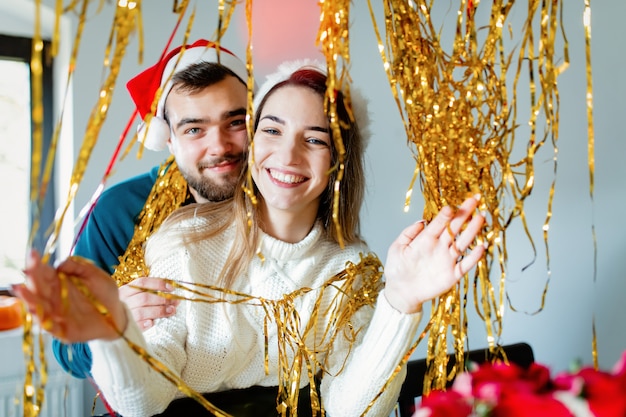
xmin=321 ymin=195 xmax=486 ymax=416
xmin=383 ymin=194 xmax=485 ymax=314
xmin=13 ymin=250 xmax=128 ymax=342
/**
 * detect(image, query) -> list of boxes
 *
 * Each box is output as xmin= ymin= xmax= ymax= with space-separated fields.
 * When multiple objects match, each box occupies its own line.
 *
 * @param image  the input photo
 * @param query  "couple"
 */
xmin=15 ymin=40 xmax=486 ymax=417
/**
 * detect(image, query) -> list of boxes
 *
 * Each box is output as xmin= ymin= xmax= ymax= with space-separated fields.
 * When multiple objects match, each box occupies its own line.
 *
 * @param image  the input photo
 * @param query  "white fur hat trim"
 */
xmin=253 ymin=59 xmax=371 ymax=148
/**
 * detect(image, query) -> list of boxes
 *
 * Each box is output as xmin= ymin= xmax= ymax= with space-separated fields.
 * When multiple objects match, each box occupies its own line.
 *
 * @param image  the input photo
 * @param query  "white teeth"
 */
xmin=269 ymin=169 xmax=305 ymax=184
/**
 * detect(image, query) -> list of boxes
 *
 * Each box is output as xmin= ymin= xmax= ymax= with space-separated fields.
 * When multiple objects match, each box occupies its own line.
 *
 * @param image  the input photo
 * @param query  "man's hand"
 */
xmin=119 ymin=277 xmax=180 ymax=330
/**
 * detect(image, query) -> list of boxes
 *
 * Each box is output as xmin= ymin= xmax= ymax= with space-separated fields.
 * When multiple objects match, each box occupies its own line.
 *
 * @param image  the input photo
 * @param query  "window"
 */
xmin=0 ymin=34 xmax=55 ymax=290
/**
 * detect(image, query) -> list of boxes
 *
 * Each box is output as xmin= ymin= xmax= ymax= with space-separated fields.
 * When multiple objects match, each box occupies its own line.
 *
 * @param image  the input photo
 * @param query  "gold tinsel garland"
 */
xmin=21 ymin=0 xmax=597 ymax=415
xmin=67 ymin=253 xmax=384 ymax=417
xmin=367 ymin=0 xmax=569 ymax=393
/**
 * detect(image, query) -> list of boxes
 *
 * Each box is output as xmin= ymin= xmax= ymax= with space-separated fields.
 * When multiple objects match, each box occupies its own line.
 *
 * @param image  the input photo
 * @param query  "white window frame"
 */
xmin=0 ymin=0 xmax=74 ymax=280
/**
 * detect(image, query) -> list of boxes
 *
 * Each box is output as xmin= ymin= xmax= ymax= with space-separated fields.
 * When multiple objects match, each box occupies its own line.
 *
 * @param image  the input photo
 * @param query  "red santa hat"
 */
xmin=127 ymin=39 xmax=251 ymax=151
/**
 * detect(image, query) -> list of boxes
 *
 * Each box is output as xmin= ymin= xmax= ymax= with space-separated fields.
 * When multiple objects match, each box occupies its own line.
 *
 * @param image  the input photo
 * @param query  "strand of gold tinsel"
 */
xmin=46 ymin=1 xmax=141 ymax=256
xmin=367 ymin=0 xmax=568 ymax=394
xmin=23 ymin=3 xmax=47 ymax=416
xmin=111 ymin=156 xmax=189 ymax=285
xmin=317 ymin=0 xmax=354 ymax=249
xmin=242 ymin=0 xmax=260 ymax=212
xmin=582 ymin=0 xmax=598 ymax=371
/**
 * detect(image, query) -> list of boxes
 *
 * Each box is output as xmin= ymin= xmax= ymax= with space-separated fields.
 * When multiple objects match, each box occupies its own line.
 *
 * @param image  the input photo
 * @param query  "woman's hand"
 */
xmin=12 ymin=250 xmax=127 ymax=342
xmin=383 ymin=195 xmax=486 ymax=314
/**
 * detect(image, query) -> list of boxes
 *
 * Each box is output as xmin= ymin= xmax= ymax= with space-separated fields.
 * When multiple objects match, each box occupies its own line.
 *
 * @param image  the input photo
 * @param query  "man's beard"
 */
xmin=179 ymin=156 xmax=243 ymax=202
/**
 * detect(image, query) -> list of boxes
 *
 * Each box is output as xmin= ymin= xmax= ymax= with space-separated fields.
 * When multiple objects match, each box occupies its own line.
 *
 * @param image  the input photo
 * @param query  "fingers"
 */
xmin=422 ymin=205 xmax=455 ymax=241
xmin=120 ymin=277 xmax=177 ymax=298
xmin=423 ymin=195 xmax=482 ymax=247
xmin=24 ymin=250 xmax=57 ymax=294
xmin=21 ymin=250 xmax=64 ymax=323
xmin=121 ymin=277 xmax=180 ymax=309
xmin=454 ymin=211 xmax=485 ymax=253
xmin=133 ymin=305 xmax=177 ymax=330
xmin=393 ymin=220 xmax=427 ymax=247
xmin=120 ymin=277 xmax=179 ymax=330
xmin=11 ymin=283 xmax=37 ymax=314
xmin=455 ymin=243 xmax=485 ymax=279
xmin=422 ymin=196 xmax=477 ymax=239
xmin=57 ymin=256 xmax=108 ymax=282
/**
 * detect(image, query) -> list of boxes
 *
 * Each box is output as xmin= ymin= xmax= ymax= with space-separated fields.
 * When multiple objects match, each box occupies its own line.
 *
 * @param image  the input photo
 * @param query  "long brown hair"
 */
xmin=154 ymin=67 xmax=366 ymax=288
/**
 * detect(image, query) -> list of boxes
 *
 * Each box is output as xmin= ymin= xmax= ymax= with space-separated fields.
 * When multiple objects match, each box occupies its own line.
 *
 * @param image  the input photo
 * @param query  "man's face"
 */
xmin=165 ymin=75 xmax=248 ymax=203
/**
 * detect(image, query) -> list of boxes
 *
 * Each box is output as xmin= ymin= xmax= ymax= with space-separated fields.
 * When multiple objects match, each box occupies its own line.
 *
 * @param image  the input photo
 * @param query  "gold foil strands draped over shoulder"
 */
xmin=112 ymin=156 xmax=190 ymax=285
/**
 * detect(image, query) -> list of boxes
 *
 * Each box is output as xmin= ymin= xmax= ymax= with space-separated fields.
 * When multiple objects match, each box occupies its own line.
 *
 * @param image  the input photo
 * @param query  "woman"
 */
xmin=15 ymin=61 xmax=485 ymax=417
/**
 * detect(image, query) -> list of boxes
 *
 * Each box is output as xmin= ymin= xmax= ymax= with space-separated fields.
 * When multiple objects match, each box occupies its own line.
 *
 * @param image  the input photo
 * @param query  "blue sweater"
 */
xmin=52 ymin=163 xmax=190 ymax=378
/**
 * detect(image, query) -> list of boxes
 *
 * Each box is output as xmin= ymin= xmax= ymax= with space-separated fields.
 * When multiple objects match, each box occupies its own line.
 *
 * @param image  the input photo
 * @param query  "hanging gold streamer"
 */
xmin=42 ymin=1 xmax=142 ymax=262
xmin=368 ymin=0 xmax=568 ymax=393
xmin=582 ymin=0 xmax=598 ymax=371
xmin=22 ymin=2 xmax=48 ymax=416
xmin=316 ymin=0 xmax=355 ymax=249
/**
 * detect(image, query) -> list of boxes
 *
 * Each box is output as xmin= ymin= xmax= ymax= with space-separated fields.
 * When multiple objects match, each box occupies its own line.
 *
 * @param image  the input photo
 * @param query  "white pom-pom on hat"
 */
xmin=126 ymin=39 xmax=252 ymax=151
xmin=253 ymin=59 xmax=371 ymax=148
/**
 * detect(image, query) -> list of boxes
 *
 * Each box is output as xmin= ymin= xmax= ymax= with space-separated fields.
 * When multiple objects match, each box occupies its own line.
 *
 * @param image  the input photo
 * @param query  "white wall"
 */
xmin=4 ymin=0 xmax=626 ymax=415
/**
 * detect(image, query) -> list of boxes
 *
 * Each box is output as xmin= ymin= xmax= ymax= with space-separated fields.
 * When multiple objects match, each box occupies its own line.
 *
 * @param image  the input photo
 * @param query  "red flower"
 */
xmin=559 ymin=367 xmax=626 ymax=417
xmin=490 ymin=390 xmax=574 ymax=417
xmin=412 ymin=350 xmax=626 ymax=417
xmin=470 ymin=362 xmax=553 ymax=402
xmin=418 ymin=389 xmax=473 ymax=417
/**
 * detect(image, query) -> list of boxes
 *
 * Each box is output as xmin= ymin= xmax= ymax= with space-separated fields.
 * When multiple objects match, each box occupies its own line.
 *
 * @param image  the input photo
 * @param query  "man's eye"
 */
xmin=185 ymin=127 xmax=201 ymax=135
xmin=231 ymin=119 xmax=246 ymax=127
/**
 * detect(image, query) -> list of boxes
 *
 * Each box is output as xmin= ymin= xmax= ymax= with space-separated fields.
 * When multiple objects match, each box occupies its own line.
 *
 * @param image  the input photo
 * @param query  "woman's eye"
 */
xmin=262 ymin=127 xmax=280 ymax=135
xmin=307 ymin=137 xmax=329 ymax=146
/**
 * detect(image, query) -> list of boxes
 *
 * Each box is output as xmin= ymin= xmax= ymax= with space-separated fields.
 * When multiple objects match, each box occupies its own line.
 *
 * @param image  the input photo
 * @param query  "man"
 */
xmin=53 ymin=39 xmax=254 ymax=378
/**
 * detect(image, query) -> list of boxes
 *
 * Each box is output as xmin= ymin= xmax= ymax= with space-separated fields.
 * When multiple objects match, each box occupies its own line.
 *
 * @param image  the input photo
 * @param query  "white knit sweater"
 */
xmin=89 ymin=218 xmax=422 ymax=417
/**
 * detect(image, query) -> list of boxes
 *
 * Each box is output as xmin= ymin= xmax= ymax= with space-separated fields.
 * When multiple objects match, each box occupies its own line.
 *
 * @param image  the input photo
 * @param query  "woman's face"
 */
xmin=251 ymin=84 xmax=332 ymax=222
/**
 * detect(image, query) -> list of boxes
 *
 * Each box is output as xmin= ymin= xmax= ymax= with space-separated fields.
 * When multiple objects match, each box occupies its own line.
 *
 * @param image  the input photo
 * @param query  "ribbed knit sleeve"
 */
xmin=89 ymin=246 xmax=191 ymax=417
xmin=320 ymin=293 xmax=422 ymax=416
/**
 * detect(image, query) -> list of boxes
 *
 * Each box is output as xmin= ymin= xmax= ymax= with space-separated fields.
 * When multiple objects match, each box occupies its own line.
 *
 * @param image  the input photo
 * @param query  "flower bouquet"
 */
xmin=413 ymin=351 xmax=626 ymax=417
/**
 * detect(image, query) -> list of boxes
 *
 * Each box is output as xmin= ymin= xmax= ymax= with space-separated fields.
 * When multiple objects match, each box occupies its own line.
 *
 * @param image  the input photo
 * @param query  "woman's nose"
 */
xmin=275 ymin=136 xmax=302 ymax=164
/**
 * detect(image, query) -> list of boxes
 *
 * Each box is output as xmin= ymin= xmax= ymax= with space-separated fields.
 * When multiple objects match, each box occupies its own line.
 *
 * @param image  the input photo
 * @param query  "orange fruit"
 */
xmin=0 ymin=295 xmax=24 ymax=330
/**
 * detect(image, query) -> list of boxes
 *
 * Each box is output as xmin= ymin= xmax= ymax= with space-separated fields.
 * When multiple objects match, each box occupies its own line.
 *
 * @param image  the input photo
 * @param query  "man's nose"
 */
xmin=203 ymin=128 xmax=232 ymax=155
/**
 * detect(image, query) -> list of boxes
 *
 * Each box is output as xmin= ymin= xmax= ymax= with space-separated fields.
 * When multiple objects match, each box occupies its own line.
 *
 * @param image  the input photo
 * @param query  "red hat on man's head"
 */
xmin=126 ymin=39 xmax=251 ymax=151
